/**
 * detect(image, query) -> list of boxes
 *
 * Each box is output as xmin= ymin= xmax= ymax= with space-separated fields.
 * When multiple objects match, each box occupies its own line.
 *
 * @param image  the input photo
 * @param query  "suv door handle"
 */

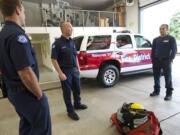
xmin=116 ymin=52 xmax=123 ymax=55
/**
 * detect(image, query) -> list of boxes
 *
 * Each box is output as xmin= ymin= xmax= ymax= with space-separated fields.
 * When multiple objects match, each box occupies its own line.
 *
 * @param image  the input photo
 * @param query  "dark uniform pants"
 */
xmin=153 ymin=58 xmax=173 ymax=95
xmin=7 ymin=89 xmax=51 ymax=135
xmin=61 ymin=67 xmax=81 ymax=113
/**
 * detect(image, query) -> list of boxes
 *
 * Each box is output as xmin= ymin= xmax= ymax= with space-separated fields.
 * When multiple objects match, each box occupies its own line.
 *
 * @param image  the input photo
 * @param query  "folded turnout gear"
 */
xmin=111 ymin=103 xmax=162 ymax=135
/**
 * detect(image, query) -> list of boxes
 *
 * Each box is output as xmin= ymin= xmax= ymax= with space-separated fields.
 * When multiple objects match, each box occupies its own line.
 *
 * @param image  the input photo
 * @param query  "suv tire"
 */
xmin=98 ymin=65 xmax=120 ymax=87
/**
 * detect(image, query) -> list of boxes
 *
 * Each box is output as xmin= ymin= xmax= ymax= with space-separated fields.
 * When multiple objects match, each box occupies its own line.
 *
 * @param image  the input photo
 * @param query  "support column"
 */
xmin=114 ymin=4 xmax=126 ymax=27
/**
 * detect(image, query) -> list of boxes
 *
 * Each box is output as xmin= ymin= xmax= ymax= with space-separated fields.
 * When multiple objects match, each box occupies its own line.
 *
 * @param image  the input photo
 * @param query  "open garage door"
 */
xmin=139 ymin=0 xmax=168 ymax=9
xmin=140 ymin=0 xmax=180 ymax=40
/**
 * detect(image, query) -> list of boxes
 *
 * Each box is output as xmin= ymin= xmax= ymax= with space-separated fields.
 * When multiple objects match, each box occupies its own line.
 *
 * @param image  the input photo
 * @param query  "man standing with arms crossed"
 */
xmin=51 ymin=22 xmax=87 ymax=121
xmin=0 ymin=0 xmax=52 ymax=134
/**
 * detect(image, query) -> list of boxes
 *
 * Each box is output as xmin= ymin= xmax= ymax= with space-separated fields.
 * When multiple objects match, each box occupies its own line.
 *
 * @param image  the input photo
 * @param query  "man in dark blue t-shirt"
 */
xmin=150 ymin=24 xmax=177 ymax=101
xmin=51 ymin=22 xmax=87 ymax=121
xmin=0 ymin=0 xmax=51 ymax=134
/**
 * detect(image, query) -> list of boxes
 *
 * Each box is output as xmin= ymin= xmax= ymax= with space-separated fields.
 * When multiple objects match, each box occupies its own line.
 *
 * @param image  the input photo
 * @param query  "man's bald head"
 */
xmin=60 ymin=22 xmax=73 ymax=38
xmin=159 ymin=24 xmax=169 ymax=37
xmin=160 ymin=24 xmax=168 ymax=30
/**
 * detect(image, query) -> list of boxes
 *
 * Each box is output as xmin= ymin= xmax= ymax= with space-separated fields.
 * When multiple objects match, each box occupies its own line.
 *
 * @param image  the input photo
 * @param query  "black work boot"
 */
xmin=164 ymin=94 xmax=172 ymax=101
xmin=74 ymin=104 xmax=88 ymax=110
xmin=68 ymin=112 xmax=79 ymax=121
xmin=150 ymin=91 xmax=160 ymax=97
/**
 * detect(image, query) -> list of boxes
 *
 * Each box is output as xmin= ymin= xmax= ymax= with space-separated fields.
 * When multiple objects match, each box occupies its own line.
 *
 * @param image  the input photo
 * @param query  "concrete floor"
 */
xmin=39 ymin=66 xmax=58 ymax=83
xmin=0 ymin=56 xmax=180 ymax=135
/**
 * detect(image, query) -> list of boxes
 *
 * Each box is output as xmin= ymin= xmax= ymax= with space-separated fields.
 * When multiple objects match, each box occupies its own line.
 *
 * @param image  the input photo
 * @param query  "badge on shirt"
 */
xmin=163 ymin=40 xmax=169 ymax=43
xmin=52 ymin=44 xmax=56 ymax=49
xmin=17 ymin=35 xmax=28 ymax=44
xmin=61 ymin=46 xmax=66 ymax=49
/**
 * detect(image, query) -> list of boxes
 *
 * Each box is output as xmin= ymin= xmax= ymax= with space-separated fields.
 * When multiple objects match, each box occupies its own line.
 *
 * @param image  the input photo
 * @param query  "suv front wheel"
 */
xmin=98 ymin=65 xmax=120 ymax=87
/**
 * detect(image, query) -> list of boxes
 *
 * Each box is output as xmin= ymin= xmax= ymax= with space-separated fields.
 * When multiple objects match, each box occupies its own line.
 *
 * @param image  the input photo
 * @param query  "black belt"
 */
xmin=156 ymin=57 xmax=169 ymax=61
xmin=61 ymin=66 xmax=76 ymax=69
xmin=61 ymin=66 xmax=77 ymax=70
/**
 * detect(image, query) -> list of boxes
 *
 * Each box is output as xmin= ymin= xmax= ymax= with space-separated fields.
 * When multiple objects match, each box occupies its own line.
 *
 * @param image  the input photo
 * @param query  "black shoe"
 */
xmin=74 ymin=104 xmax=88 ymax=110
xmin=164 ymin=95 xmax=172 ymax=101
xmin=150 ymin=92 xmax=159 ymax=97
xmin=68 ymin=112 xmax=79 ymax=121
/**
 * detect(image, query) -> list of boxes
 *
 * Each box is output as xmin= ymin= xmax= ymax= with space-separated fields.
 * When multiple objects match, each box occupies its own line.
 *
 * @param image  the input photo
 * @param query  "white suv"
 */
xmin=73 ymin=31 xmax=152 ymax=87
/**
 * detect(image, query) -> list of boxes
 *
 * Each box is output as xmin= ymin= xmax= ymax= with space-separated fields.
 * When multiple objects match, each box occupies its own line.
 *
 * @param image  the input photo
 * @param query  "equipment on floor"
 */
xmin=111 ymin=103 xmax=162 ymax=135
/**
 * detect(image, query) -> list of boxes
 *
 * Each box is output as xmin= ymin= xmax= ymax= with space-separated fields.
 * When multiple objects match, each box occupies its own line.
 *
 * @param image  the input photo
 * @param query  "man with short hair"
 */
xmin=51 ymin=22 xmax=87 ymax=121
xmin=0 ymin=0 xmax=52 ymax=134
xmin=150 ymin=24 xmax=177 ymax=101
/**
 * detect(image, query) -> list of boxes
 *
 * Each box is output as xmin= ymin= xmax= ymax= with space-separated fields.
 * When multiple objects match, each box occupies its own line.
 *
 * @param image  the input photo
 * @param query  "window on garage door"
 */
xmin=116 ymin=35 xmax=133 ymax=49
xmin=87 ymin=35 xmax=111 ymax=50
xmin=134 ymin=35 xmax=151 ymax=48
xmin=73 ymin=36 xmax=84 ymax=51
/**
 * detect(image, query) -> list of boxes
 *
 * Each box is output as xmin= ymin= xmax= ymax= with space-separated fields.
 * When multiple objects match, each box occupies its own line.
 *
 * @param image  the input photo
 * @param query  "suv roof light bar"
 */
xmin=113 ymin=30 xmax=131 ymax=33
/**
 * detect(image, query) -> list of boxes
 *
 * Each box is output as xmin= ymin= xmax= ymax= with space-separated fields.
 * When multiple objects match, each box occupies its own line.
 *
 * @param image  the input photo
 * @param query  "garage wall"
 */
xmin=0 ymin=1 xmax=139 ymax=31
xmin=0 ymin=15 xmax=3 ymax=26
xmin=126 ymin=0 xmax=139 ymax=33
xmin=105 ymin=0 xmax=139 ymax=33
xmin=0 ymin=15 xmax=3 ymax=20
xmin=33 ymin=43 xmax=43 ymax=67
xmin=41 ymin=38 xmax=52 ymax=70
xmin=0 ymin=1 xmax=139 ymax=32
xmin=23 ymin=1 xmax=43 ymax=26
xmin=0 ymin=2 xmax=42 ymax=26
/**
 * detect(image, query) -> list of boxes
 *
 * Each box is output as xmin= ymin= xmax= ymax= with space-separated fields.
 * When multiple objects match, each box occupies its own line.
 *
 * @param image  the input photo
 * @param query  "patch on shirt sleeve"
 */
xmin=17 ymin=35 xmax=28 ymax=44
xmin=52 ymin=44 xmax=56 ymax=49
xmin=73 ymin=44 xmax=76 ymax=49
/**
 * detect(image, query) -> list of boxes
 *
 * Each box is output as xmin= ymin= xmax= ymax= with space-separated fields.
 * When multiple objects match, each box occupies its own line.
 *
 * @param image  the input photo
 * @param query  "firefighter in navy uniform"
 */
xmin=51 ymin=22 xmax=87 ymax=121
xmin=150 ymin=24 xmax=177 ymax=101
xmin=0 ymin=0 xmax=51 ymax=134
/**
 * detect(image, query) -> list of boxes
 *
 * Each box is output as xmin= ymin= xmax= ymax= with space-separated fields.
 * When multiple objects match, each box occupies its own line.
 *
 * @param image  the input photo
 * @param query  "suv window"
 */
xmin=87 ymin=35 xmax=111 ymax=50
xmin=134 ymin=35 xmax=151 ymax=48
xmin=73 ymin=36 xmax=84 ymax=51
xmin=116 ymin=35 xmax=132 ymax=49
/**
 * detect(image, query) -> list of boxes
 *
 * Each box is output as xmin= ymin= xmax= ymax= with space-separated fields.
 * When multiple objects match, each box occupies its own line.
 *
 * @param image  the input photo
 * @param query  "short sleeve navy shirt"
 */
xmin=51 ymin=36 xmax=77 ymax=68
xmin=0 ymin=21 xmax=39 ymax=87
xmin=151 ymin=35 xmax=177 ymax=60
